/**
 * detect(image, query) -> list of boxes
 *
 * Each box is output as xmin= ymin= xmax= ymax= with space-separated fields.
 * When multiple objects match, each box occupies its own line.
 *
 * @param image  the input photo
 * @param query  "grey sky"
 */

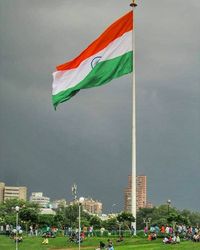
xmin=0 ymin=0 xmax=199 ymax=212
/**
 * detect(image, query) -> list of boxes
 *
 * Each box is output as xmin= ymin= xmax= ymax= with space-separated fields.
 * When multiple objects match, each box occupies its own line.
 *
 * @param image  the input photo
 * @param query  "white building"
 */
xmin=51 ymin=199 xmax=67 ymax=209
xmin=40 ymin=208 xmax=56 ymax=215
xmin=30 ymin=192 xmax=50 ymax=208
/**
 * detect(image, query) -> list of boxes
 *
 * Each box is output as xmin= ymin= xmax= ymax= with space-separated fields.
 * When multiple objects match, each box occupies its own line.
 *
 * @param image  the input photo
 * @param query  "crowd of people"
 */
xmin=145 ymin=224 xmax=200 ymax=244
xmin=1 ymin=223 xmax=40 ymax=237
xmin=162 ymin=234 xmax=180 ymax=244
xmin=2 ymin=222 xmax=200 ymax=247
xmin=1 ymin=223 xmax=59 ymax=245
xmin=64 ymin=225 xmax=94 ymax=237
xmin=68 ymin=231 xmax=85 ymax=243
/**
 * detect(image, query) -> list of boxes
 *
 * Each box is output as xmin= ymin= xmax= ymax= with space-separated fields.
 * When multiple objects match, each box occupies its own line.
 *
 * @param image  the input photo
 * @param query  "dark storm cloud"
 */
xmin=0 ymin=0 xmax=199 ymax=212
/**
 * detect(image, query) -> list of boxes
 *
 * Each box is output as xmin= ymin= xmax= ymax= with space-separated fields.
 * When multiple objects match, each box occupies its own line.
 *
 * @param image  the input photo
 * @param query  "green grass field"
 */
xmin=0 ymin=236 xmax=200 ymax=250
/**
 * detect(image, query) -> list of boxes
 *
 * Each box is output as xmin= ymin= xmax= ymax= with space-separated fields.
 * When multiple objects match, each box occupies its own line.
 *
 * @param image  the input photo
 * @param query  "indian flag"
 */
xmin=52 ymin=11 xmax=133 ymax=109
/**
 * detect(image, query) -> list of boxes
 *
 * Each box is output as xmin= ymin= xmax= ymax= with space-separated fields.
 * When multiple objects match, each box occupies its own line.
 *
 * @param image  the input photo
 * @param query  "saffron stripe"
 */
xmin=56 ymin=11 xmax=133 ymax=71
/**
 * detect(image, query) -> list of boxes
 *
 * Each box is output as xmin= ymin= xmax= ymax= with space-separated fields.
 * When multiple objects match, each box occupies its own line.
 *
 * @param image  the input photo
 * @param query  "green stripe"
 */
xmin=52 ymin=51 xmax=133 ymax=108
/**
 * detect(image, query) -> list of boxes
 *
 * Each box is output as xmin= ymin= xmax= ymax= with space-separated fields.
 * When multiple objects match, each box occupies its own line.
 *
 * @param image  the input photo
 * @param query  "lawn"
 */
xmin=0 ymin=236 xmax=200 ymax=250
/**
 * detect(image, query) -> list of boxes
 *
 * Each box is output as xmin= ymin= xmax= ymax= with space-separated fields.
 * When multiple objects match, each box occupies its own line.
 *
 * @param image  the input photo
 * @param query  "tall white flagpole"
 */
xmin=130 ymin=0 xmax=137 ymax=235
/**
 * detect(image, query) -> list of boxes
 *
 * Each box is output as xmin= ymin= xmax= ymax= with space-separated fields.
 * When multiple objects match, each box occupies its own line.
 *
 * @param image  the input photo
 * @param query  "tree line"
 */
xmin=0 ymin=199 xmax=199 ymax=231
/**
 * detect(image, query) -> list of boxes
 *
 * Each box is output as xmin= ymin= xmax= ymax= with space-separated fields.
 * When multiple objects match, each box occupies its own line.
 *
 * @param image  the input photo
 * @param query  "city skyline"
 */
xmin=0 ymin=181 xmax=103 ymax=207
xmin=0 ymin=180 xmax=103 ymax=215
xmin=0 ymin=0 xmax=199 ymax=212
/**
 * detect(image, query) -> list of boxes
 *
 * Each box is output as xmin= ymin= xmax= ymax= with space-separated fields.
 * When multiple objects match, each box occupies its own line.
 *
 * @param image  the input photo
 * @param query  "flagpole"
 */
xmin=130 ymin=0 xmax=137 ymax=235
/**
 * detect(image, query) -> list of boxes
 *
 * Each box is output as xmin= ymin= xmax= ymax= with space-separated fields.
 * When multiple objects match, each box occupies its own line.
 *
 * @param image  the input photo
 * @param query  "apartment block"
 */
xmin=136 ymin=175 xmax=147 ymax=209
xmin=30 ymin=192 xmax=50 ymax=208
xmin=72 ymin=197 xmax=103 ymax=215
xmin=0 ymin=182 xmax=27 ymax=201
xmin=124 ymin=175 xmax=149 ymax=211
xmin=0 ymin=182 xmax=5 ymax=202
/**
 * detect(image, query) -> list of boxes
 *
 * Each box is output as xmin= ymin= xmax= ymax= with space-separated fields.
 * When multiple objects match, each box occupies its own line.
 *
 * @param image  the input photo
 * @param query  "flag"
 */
xmin=52 ymin=11 xmax=133 ymax=109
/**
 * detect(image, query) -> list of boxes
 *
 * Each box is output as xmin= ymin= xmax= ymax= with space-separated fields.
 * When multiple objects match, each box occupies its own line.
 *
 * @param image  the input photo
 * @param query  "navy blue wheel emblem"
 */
xmin=91 ymin=56 xmax=102 ymax=69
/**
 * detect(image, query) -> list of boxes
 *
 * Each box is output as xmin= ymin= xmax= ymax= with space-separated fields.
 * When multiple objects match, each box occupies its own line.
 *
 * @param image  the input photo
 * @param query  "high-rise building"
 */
xmin=124 ymin=176 xmax=132 ymax=212
xmin=4 ymin=185 xmax=27 ymax=201
xmin=124 ymin=175 xmax=150 ymax=211
xmin=30 ymin=192 xmax=50 ymax=208
xmin=136 ymin=176 xmax=147 ymax=209
xmin=0 ymin=182 xmax=5 ymax=202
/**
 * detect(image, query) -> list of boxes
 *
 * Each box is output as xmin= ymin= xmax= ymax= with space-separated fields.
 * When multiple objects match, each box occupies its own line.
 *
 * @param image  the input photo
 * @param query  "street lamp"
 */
xmin=15 ymin=206 xmax=20 ymax=250
xmin=117 ymin=221 xmax=122 ymax=237
xmin=143 ymin=217 xmax=151 ymax=232
xmin=78 ymin=197 xmax=84 ymax=250
xmin=72 ymin=183 xmax=77 ymax=201
xmin=167 ymin=200 xmax=171 ymax=215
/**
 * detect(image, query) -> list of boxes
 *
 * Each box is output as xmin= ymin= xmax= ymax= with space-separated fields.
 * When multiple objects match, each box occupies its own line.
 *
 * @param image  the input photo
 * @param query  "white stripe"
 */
xmin=52 ymin=30 xmax=132 ymax=95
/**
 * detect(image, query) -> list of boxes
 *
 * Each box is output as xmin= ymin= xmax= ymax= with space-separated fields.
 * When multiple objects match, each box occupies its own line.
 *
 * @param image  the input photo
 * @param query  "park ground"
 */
xmin=0 ymin=236 xmax=200 ymax=250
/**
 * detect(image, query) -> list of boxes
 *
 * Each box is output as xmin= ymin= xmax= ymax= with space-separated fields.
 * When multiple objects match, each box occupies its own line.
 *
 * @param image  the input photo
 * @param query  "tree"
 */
xmin=167 ymin=212 xmax=179 ymax=223
xmin=136 ymin=207 xmax=155 ymax=229
xmin=0 ymin=199 xmax=39 ymax=229
xmin=19 ymin=207 xmax=38 ymax=224
xmin=61 ymin=204 xmax=94 ymax=228
xmin=117 ymin=212 xmax=135 ymax=230
xmin=53 ymin=213 xmax=65 ymax=228
xmin=136 ymin=205 xmax=200 ymax=230
xmin=188 ymin=212 xmax=200 ymax=226
xmin=89 ymin=216 xmax=102 ymax=229
xmin=64 ymin=204 xmax=79 ymax=227
xmin=102 ymin=217 xmax=118 ymax=231
xmin=38 ymin=214 xmax=55 ymax=227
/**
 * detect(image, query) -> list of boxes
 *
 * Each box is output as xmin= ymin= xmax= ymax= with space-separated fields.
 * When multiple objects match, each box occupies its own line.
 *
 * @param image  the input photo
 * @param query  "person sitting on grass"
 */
xmin=14 ymin=235 xmax=23 ymax=243
xmin=42 ymin=237 xmax=49 ymax=245
xmin=163 ymin=235 xmax=173 ymax=244
xmin=168 ymin=235 xmax=173 ymax=243
xmin=10 ymin=229 xmax=17 ymax=239
xmin=176 ymin=234 xmax=181 ymax=243
xmin=69 ymin=232 xmax=76 ymax=242
xmin=80 ymin=231 xmax=85 ymax=240
xmin=172 ymin=234 xmax=177 ymax=243
xmin=148 ymin=234 xmax=152 ymax=241
xmin=148 ymin=232 xmax=157 ymax=241
xmin=193 ymin=232 xmax=200 ymax=242
xmin=107 ymin=239 xmax=114 ymax=250
xmin=74 ymin=232 xmax=83 ymax=244
xmin=95 ymin=241 xmax=106 ymax=250
xmin=151 ymin=232 xmax=157 ymax=240
xmin=116 ymin=235 xmax=124 ymax=242
xmin=163 ymin=236 xmax=169 ymax=244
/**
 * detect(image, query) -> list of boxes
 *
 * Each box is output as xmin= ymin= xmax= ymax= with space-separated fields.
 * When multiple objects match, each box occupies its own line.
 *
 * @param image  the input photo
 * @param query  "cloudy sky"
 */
xmin=0 ymin=0 xmax=199 ymax=212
